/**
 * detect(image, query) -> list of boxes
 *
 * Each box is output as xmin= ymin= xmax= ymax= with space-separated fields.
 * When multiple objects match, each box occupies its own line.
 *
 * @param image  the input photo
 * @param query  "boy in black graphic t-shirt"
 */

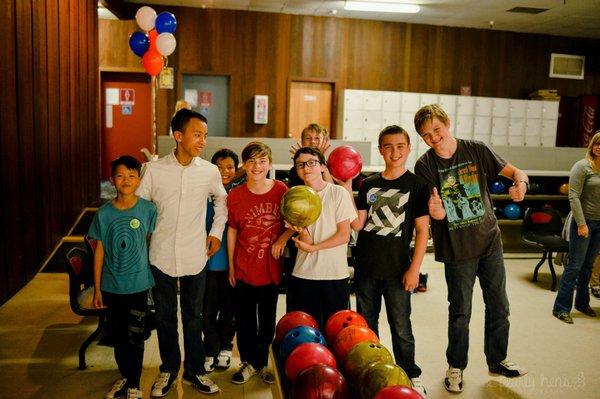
xmin=414 ymin=104 xmax=529 ymax=394
xmin=341 ymin=125 xmax=430 ymax=398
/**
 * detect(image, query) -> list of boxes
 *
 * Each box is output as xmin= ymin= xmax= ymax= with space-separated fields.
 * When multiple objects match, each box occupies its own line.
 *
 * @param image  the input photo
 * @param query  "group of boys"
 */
xmin=90 ymin=104 xmax=529 ymax=399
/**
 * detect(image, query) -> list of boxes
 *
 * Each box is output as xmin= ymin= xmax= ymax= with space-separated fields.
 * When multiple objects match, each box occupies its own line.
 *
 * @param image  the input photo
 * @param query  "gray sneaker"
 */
xmin=411 ymin=377 xmax=428 ymax=398
xmin=151 ymin=372 xmax=177 ymax=397
xmin=231 ymin=362 xmax=258 ymax=384
xmin=444 ymin=367 xmax=463 ymax=393
xmin=216 ymin=349 xmax=232 ymax=369
xmin=260 ymin=368 xmax=275 ymax=384
xmin=105 ymin=378 xmax=127 ymax=399
xmin=182 ymin=372 xmax=220 ymax=394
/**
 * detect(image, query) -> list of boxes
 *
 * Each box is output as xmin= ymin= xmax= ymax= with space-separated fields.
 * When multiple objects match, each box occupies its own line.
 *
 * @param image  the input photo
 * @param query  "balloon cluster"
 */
xmin=129 ymin=6 xmax=177 ymax=76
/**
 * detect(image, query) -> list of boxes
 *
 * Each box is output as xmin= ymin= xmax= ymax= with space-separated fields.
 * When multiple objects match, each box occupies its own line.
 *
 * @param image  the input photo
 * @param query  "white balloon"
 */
xmin=135 ymin=6 xmax=156 ymax=31
xmin=156 ymin=33 xmax=177 ymax=56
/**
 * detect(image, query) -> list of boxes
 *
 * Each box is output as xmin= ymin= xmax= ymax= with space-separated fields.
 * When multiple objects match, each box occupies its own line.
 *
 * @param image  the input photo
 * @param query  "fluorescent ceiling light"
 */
xmin=344 ymin=1 xmax=420 ymax=13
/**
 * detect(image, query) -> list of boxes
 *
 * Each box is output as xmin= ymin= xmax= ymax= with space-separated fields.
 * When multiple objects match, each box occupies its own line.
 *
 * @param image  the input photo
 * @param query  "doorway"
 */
xmin=100 ymin=72 xmax=151 ymax=181
xmin=182 ymin=74 xmax=230 ymax=136
xmin=288 ymin=81 xmax=334 ymax=139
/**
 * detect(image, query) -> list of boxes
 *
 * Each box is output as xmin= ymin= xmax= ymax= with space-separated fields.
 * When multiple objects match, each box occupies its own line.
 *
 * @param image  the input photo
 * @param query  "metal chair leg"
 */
xmin=548 ymin=251 xmax=558 ymax=292
xmin=532 ymin=251 xmax=548 ymax=282
xmin=78 ymin=316 xmax=106 ymax=370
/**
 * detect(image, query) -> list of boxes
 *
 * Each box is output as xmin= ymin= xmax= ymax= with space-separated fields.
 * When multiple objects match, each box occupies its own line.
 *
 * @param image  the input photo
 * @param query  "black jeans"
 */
xmin=203 ymin=270 xmax=235 ymax=357
xmin=288 ymin=275 xmax=350 ymax=330
xmin=355 ymin=275 xmax=421 ymax=378
xmin=234 ymin=281 xmax=278 ymax=370
xmin=151 ymin=266 xmax=207 ymax=375
xmin=444 ymin=247 xmax=510 ymax=369
xmin=103 ymin=290 xmax=148 ymax=387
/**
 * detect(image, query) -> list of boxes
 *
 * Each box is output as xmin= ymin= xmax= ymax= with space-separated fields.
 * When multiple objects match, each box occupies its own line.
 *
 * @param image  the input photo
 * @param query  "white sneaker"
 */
xmin=151 ymin=372 xmax=176 ymax=397
xmin=231 ymin=362 xmax=258 ymax=384
xmin=411 ymin=377 xmax=428 ymax=398
xmin=444 ymin=367 xmax=463 ymax=393
xmin=260 ymin=368 xmax=275 ymax=384
xmin=216 ymin=349 xmax=232 ymax=369
xmin=126 ymin=388 xmax=143 ymax=399
xmin=204 ymin=356 xmax=215 ymax=373
xmin=182 ymin=372 xmax=220 ymax=394
xmin=105 ymin=378 xmax=127 ymax=399
xmin=489 ymin=359 xmax=528 ymax=378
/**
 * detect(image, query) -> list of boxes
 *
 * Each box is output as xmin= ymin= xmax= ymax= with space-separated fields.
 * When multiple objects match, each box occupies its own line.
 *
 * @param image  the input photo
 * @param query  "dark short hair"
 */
xmin=110 ymin=155 xmax=141 ymax=177
xmin=293 ymin=146 xmax=326 ymax=166
xmin=378 ymin=125 xmax=410 ymax=146
xmin=171 ymin=108 xmax=207 ymax=134
xmin=211 ymin=148 xmax=239 ymax=169
xmin=241 ymin=141 xmax=272 ymax=163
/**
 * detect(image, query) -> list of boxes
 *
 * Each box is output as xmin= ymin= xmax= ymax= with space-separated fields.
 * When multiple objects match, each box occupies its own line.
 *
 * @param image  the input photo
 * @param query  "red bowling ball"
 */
xmin=327 ymin=145 xmax=363 ymax=181
xmin=324 ymin=309 xmax=368 ymax=344
xmin=275 ymin=311 xmax=319 ymax=342
xmin=374 ymin=385 xmax=424 ymax=399
xmin=291 ymin=364 xmax=350 ymax=399
xmin=285 ymin=343 xmax=337 ymax=382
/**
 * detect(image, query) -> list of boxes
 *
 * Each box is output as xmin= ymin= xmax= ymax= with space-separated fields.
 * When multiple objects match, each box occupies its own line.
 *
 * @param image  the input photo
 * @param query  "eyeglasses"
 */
xmin=295 ymin=160 xmax=321 ymax=169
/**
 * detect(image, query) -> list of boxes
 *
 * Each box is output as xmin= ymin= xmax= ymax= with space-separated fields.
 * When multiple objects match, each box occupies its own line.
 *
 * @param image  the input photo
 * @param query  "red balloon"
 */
xmin=275 ymin=311 xmax=319 ymax=342
xmin=333 ymin=325 xmax=379 ymax=361
xmin=324 ymin=309 xmax=368 ymax=344
xmin=327 ymin=145 xmax=362 ymax=181
xmin=292 ymin=364 xmax=350 ymax=399
xmin=375 ymin=385 xmax=424 ymax=399
xmin=142 ymin=50 xmax=164 ymax=76
xmin=148 ymin=28 xmax=158 ymax=52
xmin=285 ymin=343 xmax=337 ymax=382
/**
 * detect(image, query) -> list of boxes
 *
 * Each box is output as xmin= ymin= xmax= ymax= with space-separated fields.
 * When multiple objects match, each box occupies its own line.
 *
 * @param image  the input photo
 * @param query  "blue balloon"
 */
xmin=155 ymin=12 xmax=177 ymax=34
xmin=490 ymin=180 xmax=506 ymax=194
xmin=503 ymin=203 xmax=521 ymax=220
xmin=129 ymin=31 xmax=149 ymax=57
xmin=279 ymin=325 xmax=326 ymax=361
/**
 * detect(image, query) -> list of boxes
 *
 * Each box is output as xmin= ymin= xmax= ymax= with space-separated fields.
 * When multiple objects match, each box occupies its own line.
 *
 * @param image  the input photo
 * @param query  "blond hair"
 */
xmin=174 ymin=100 xmax=191 ymax=116
xmin=301 ymin=123 xmax=329 ymax=140
xmin=414 ymin=104 xmax=450 ymax=135
xmin=586 ymin=131 xmax=600 ymax=172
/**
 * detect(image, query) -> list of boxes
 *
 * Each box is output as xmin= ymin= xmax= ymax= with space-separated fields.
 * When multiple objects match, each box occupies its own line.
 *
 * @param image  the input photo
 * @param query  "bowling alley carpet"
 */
xmin=0 ymin=254 xmax=599 ymax=398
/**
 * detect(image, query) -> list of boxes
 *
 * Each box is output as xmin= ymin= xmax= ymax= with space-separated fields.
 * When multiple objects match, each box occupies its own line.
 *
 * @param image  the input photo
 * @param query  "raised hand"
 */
xmin=428 ymin=187 xmax=446 ymax=220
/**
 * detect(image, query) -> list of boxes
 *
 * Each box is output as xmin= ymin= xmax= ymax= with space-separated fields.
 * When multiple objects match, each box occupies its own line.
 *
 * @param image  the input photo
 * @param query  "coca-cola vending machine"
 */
xmin=578 ymin=95 xmax=598 ymax=147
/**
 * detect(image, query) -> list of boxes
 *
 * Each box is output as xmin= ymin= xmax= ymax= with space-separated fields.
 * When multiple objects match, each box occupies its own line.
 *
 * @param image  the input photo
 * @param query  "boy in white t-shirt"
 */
xmin=287 ymin=147 xmax=357 ymax=328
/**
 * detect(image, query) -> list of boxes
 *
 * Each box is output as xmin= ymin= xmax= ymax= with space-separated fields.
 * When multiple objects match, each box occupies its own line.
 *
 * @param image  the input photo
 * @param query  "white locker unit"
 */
xmin=509 ymin=99 xmax=527 ymax=118
xmin=439 ymin=95 xmax=457 ymax=116
xmin=342 ymin=128 xmax=364 ymax=142
xmin=492 ymin=98 xmax=509 ymax=117
xmin=363 ymin=110 xmax=382 ymax=132
xmin=455 ymin=115 xmax=474 ymax=139
xmin=524 ymin=118 xmax=542 ymax=147
xmin=526 ymin=100 xmax=543 ymax=119
xmin=400 ymin=92 xmax=421 ymax=114
xmin=542 ymin=101 xmax=559 ymax=119
xmin=344 ymin=90 xmax=364 ymax=110
xmin=401 ymin=112 xmax=418 ymax=137
xmin=457 ymin=96 xmax=475 ymax=116
xmin=381 ymin=111 xmax=401 ymax=128
xmin=363 ymin=91 xmax=383 ymax=111
xmin=473 ymin=116 xmax=492 ymax=139
xmin=474 ymin=97 xmax=493 ymax=116
xmin=382 ymin=91 xmax=401 ymax=112
xmin=420 ymin=93 xmax=439 ymax=107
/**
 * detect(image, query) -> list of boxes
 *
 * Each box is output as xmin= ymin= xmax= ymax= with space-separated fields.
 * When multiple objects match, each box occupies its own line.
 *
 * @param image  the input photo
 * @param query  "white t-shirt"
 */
xmin=292 ymin=183 xmax=357 ymax=280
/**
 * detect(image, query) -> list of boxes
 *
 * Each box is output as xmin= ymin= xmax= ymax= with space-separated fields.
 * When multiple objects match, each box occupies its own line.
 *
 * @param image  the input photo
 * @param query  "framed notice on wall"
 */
xmin=254 ymin=95 xmax=268 ymax=124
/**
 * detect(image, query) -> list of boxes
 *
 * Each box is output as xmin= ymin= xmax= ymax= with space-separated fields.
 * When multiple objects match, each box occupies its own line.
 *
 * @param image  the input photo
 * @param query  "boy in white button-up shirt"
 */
xmin=137 ymin=109 xmax=227 ymax=396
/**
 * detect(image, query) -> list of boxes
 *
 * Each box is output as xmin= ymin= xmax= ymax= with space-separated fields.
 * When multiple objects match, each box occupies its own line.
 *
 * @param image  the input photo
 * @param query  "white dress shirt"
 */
xmin=137 ymin=151 xmax=227 ymax=277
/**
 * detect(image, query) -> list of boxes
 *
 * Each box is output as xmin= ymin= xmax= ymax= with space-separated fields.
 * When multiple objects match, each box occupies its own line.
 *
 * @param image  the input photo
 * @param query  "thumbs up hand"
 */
xmin=428 ymin=187 xmax=446 ymax=220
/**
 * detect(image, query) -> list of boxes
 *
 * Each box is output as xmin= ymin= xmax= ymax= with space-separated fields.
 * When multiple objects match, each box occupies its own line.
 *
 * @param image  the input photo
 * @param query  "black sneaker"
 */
xmin=575 ymin=304 xmax=597 ymax=317
xmin=591 ymin=287 xmax=600 ymax=299
xmin=553 ymin=310 xmax=574 ymax=324
xmin=444 ymin=367 xmax=463 ymax=392
xmin=151 ymin=372 xmax=177 ymax=397
xmin=489 ymin=360 xmax=528 ymax=378
xmin=182 ymin=372 xmax=220 ymax=394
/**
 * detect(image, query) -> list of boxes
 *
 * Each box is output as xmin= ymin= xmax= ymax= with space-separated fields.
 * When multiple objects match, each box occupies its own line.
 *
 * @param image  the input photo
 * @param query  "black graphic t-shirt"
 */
xmin=355 ymin=171 xmax=429 ymax=279
xmin=415 ymin=140 xmax=506 ymax=263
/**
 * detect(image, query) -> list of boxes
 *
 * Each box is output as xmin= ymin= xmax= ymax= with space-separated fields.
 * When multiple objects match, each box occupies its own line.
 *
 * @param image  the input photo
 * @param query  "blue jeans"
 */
xmin=553 ymin=218 xmax=600 ymax=313
xmin=151 ymin=266 xmax=207 ymax=375
xmin=355 ymin=274 xmax=421 ymax=378
xmin=444 ymin=247 xmax=510 ymax=369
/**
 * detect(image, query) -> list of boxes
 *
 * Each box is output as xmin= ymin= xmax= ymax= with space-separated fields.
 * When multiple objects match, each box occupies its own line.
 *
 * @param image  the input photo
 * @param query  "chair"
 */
xmin=65 ymin=246 xmax=107 ymax=369
xmin=521 ymin=208 xmax=569 ymax=291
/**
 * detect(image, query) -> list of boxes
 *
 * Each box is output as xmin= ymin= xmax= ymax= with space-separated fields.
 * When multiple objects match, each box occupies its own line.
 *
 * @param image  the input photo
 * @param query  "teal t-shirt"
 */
xmin=88 ymin=198 xmax=157 ymax=294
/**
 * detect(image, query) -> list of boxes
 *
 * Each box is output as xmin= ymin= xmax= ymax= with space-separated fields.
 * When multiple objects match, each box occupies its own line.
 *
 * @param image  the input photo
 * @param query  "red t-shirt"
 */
xmin=227 ymin=180 xmax=287 ymax=285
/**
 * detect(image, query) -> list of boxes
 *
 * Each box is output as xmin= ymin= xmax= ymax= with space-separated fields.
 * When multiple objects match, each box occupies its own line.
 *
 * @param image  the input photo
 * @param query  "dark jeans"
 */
xmin=554 ymin=218 xmax=600 ymax=313
xmin=355 ymin=274 xmax=421 ymax=378
xmin=203 ymin=270 xmax=235 ymax=357
xmin=444 ymin=247 xmax=510 ymax=369
xmin=288 ymin=275 xmax=349 ymax=330
xmin=103 ymin=290 xmax=148 ymax=388
xmin=151 ymin=266 xmax=207 ymax=375
xmin=234 ymin=280 xmax=278 ymax=370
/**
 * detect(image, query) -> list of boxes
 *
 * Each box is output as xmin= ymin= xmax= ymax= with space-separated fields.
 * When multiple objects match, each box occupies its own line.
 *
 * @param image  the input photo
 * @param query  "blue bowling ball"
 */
xmin=279 ymin=325 xmax=326 ymax=361
xmin=503 ymin=203 xmax=521 ymax=220
xmin=490 ymin=180 xmax=506 ymax=194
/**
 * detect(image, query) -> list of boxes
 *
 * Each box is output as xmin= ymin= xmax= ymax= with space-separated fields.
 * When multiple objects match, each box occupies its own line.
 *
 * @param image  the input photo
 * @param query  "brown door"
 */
xmin=288 ymin=81 xmax=333 ymax=139
xmin=100 ymin=72 xmax=151 ymax=180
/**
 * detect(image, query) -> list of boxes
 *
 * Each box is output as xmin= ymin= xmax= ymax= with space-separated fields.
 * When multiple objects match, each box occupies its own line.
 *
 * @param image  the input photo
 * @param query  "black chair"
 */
xmin=65 ymin=246 xmax=107 ymax=369
xmin=521 ymin=208 xmax=569 ymax=291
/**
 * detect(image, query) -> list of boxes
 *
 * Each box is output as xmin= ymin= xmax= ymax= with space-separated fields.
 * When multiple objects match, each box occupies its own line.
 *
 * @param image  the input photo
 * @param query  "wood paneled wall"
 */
xmin=100 ymin=8 xmax=600 ymax=139
xmin=0 ymin=0 xmax=99 ymax=305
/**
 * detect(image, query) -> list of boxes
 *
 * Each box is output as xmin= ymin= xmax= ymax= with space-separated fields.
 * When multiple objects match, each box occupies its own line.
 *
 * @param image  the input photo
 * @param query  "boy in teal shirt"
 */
xmin=89 ymin=155 xmax=157 ymax=399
